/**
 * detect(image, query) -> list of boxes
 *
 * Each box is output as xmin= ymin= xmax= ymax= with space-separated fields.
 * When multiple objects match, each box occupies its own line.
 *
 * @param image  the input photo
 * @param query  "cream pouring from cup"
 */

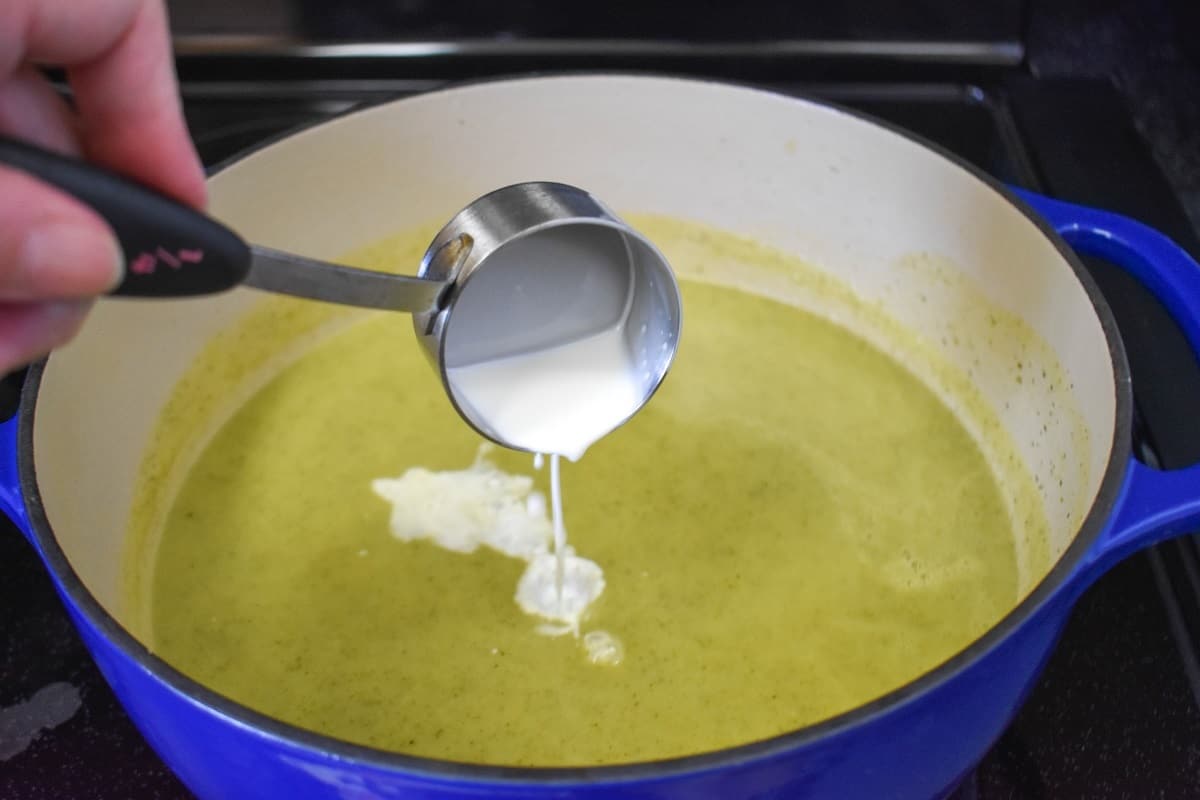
xmin=0 ymin=138 xmax=682 ymax=453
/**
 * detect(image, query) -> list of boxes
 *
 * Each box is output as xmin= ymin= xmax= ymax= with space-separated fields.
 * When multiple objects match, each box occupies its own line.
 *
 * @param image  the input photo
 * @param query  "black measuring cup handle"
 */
xmin=0 ymin=135 xmax=251 ymax=297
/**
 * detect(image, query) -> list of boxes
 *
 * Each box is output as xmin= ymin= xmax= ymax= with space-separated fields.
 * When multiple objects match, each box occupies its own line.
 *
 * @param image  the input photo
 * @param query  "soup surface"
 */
xmin=134 ymin=220 xmax=1031 ymax=766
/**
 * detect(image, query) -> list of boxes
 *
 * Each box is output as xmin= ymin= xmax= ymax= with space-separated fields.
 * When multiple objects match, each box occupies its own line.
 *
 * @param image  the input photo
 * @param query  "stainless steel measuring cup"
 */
xmin=412 ymin=183 xmax=681 ymax=450
xmin=0 ymin=138 xmax=682 ymax=451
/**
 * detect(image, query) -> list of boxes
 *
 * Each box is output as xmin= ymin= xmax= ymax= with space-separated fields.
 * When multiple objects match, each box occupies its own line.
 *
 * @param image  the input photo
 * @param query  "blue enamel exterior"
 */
xmin=4 ymin=189 xmax=1200 ymax=799
xmin=1014 ymin=190 xmax=1200 ymax=584
xmin=0 ymin=411 xmax=28 ymax=542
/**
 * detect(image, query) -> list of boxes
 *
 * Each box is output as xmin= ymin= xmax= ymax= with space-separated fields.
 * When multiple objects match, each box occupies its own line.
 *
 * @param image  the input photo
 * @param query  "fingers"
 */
xmin=70 ymin=1 xmax=207 ymax=209
xmin=0 ymin=300 xmax=91 ymax=374
xmin=0 ymin=70 xmax=119 ymax=373
xmin=0 ymin=166 xmax=123 ymax=301
xmin=0 ymin=65 xmax=80 ymax=155
xmin=0 ymin=0 xmax=201 ymax=367
xmin=1 ymin=0 xmax=206 ymax=209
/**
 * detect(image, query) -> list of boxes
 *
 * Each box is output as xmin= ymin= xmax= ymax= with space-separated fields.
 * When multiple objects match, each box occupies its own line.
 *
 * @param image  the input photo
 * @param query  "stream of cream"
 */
xmin=372 ymin=324 xmax=639 ymax=663
xmin=371 ymin=445 xmax=619 ymax=663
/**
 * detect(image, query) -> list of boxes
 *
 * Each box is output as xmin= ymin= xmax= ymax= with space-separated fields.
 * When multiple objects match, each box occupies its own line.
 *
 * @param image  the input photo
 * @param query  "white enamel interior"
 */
xmin=31 ymin=76 xmax=1116 ymax=622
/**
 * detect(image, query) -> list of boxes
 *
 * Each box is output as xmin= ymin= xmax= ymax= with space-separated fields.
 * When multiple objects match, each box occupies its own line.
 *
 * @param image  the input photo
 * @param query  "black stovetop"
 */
xmin=3 ymin=56 xmax=1200 ymax=800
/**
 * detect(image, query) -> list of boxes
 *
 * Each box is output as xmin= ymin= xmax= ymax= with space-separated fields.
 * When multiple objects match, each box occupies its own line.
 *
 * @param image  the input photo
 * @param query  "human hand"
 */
xmin=0 ymin=0 xmax=204 ymax=372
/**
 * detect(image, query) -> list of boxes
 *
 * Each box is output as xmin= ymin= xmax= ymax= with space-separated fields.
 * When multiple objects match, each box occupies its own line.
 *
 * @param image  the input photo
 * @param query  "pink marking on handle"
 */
xmin=177 ymin=248 xmax=204 ymax=264
xmin=156 ymin=247 xmax=181 ymax=269
xmin=130 ymin=253 xmax=157 ymax=275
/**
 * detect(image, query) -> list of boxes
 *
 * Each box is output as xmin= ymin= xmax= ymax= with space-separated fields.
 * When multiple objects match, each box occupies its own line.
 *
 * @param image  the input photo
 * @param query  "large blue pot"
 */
xmin=4 ymin=77 xmax=1200 ymax=799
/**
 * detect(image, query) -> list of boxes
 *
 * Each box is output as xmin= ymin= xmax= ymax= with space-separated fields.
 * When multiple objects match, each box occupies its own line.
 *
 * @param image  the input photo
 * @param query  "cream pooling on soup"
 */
xmin=374 ymin=319 xmax=643 ymax=652
xmin=371 ymin=445 xmax=618 ymax=660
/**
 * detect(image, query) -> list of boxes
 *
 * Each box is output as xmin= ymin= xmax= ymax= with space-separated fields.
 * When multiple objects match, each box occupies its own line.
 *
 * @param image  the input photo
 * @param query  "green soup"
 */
xmin=130 ymin=219 xmax=1037 ymax=767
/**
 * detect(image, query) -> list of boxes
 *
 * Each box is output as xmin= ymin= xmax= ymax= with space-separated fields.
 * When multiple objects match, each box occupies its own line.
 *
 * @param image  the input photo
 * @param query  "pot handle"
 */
xmin=1014 ymin=189 xmax=1200 ymax=568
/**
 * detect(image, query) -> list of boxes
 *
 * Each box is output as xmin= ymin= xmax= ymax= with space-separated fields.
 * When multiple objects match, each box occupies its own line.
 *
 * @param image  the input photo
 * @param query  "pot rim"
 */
xmin=18 ymin=73 xmax=1133 ymax=786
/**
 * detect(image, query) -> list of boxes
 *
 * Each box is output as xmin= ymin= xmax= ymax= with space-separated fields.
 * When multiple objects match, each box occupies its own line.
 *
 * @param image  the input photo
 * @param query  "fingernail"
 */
xmin=19 ymin=223 xmax=125 ymax=296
